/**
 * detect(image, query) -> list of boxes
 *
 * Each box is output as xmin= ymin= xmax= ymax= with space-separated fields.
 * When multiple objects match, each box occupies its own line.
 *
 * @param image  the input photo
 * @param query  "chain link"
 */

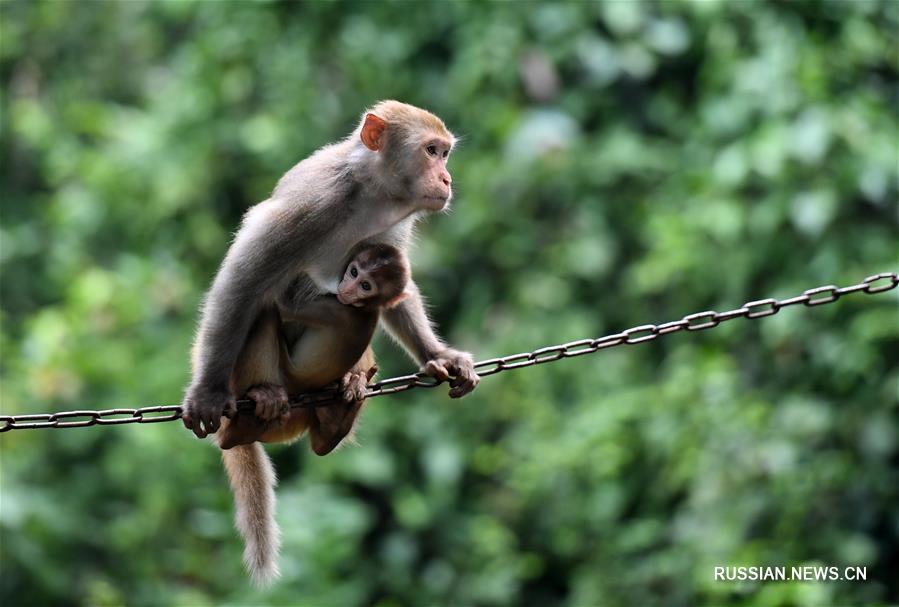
xmin=1 ymin=271 xmax=895 ymax=433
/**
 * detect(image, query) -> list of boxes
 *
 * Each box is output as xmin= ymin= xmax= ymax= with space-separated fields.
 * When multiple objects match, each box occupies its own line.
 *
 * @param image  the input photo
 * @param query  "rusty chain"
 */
xmin=1 ymin=271 xmax=895 ymax=433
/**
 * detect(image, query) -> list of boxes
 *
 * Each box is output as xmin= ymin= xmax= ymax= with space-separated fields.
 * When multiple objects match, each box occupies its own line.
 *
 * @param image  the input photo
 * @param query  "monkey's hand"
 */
xmin=181 ymin=383 xmax=237 ymax=438
xmin=246 ymin=383 xmax=290 ymax=423
xmin=339 ymin=365 xmax=377 ymax=403
xmin=422 ymin=348 xmax=480 ymax=398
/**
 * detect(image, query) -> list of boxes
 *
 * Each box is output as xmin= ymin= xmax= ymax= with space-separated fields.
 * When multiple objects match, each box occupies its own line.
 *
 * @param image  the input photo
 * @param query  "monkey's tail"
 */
xmin=221 ymin=443 xmax=281 ymax=585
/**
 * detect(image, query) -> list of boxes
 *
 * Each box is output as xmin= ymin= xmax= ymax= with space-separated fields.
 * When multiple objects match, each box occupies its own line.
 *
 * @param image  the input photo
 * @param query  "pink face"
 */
xmin=420 ymin=137 xmax=453 ymax=210
xmin=336 ymin=258 xmax=378 ymax=307
xmin=359 ymin=112 xmax=455 ymax=212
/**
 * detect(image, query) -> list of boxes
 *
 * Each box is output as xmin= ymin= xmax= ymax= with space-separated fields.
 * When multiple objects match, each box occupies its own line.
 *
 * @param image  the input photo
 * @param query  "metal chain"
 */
xmin=1 ymin=271 xmax=895 ymax=433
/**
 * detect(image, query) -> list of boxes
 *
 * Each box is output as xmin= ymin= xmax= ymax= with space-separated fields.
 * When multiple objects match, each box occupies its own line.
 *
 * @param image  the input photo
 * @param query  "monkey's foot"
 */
xmin=246 ymin=383 xmax=289 ymax=422
xmin=311 ymin=397 xmax=365 ymax=456
xmin=339 ymin=367 xmax=375 ymax=403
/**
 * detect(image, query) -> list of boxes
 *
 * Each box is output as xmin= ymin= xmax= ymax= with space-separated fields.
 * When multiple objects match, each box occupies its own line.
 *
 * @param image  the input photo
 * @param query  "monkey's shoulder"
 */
xmin=272 ymin=141 xmax=358 ymax=203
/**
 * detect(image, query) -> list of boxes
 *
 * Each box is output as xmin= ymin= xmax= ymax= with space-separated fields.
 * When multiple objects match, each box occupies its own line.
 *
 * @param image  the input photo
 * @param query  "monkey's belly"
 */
xmin=284 ymin=327 xmax=367 ymax=391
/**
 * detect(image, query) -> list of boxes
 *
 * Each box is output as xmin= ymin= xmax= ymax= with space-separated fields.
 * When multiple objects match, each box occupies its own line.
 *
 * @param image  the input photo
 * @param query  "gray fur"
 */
xmin=221 ymin=443 xmax=280 ymax=585
xmin=186 ymin=101 xmax=480 ymax=585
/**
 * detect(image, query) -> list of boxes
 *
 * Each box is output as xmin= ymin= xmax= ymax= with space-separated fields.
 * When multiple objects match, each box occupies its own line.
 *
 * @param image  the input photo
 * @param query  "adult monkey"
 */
xmin=183 ymin=100 xmax=480 ymax=439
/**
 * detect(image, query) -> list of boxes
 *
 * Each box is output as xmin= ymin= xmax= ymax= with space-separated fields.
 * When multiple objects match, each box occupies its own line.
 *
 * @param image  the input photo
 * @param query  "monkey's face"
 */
xmin=337 ymin=258 xmax=380 ymax=307
xmin=362 ymin=109 xmax=455 ymax=211
xmin=412 ymin=136 xmax=454 ymax=211
xmin=337 ymin=245 xmax=409 ymax=309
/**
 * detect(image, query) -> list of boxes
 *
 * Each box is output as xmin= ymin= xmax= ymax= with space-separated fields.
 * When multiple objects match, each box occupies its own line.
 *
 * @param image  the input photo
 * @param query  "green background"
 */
xmin=1 ymin=1 xmax=897 ymax=605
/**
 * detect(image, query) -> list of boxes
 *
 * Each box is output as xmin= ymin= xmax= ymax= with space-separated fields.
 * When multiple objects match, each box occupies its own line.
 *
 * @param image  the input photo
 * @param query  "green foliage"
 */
xmin=1 ymin=1 xmax=897 ymax=605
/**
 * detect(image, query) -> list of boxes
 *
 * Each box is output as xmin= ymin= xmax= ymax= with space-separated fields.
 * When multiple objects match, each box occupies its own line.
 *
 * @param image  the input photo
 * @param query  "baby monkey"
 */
xmin=216 ymin=243 xmax=410 ymax=454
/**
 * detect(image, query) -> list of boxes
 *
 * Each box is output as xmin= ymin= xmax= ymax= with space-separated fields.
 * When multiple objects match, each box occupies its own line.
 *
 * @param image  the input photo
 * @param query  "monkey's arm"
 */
xmin=230 ymin=306 xmax=284 ymax=396
xmin=184 ymin=204 xmax=316 ymax=438
xmin=379 ymin=279 xmax=479 ymax=398
xmin=280 ymin=297 xmax=354 ymax=328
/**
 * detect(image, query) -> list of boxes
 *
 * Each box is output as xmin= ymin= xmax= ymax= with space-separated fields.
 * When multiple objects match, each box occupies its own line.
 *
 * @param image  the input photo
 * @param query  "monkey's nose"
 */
xmin=440 ymin=172 xmax=452 ymax=187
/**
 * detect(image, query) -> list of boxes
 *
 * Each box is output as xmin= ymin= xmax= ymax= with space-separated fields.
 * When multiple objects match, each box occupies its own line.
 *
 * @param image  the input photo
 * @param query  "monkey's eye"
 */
xmin=350 ymin=266 xmax=358 ymax=278
xmin=361 ymin=281 xmax=371 ymax=291
xmin=442 ymin=150 xmax=449 ymax=158
xmin=426 ymin=145 xmax=437 ymax=156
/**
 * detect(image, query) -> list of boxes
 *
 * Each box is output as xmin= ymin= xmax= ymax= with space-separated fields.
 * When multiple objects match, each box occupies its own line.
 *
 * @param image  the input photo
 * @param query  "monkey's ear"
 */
xmin=361 ymin=113 xmax=387 ymax=151
xmin=385 ymin=290 xmax=410 ymax=309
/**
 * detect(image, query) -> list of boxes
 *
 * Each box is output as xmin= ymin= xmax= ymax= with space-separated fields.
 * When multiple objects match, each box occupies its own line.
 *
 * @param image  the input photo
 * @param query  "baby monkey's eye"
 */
xmin=350 ymin=266 xmax=358 ymax=277
xmin=361 ymin=281 xmax=371 ymax=291
xmin=426 ymin=145 xmax=437 ymax=156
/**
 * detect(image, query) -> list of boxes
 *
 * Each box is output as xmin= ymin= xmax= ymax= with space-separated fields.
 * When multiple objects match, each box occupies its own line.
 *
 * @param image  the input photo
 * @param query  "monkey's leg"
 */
xmin=219 ymin=401 xmax=314 ymax=449
xmin=308 ymin=349 xmax=377 ymax=455
xmin=235 ymin=307 xmax=290 ymax=422
xmin=309 ymin=398 xmax=365 ymax=456
xmin=218 ymin=308 xmax=290 ymax=449
xmin=219 ymin=412 xmax=282 ymax=450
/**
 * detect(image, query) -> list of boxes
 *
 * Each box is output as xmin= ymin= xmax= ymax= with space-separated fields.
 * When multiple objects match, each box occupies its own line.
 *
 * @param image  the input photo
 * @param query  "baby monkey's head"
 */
xmin=337 ymin=244 xmax=410 ymax=309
